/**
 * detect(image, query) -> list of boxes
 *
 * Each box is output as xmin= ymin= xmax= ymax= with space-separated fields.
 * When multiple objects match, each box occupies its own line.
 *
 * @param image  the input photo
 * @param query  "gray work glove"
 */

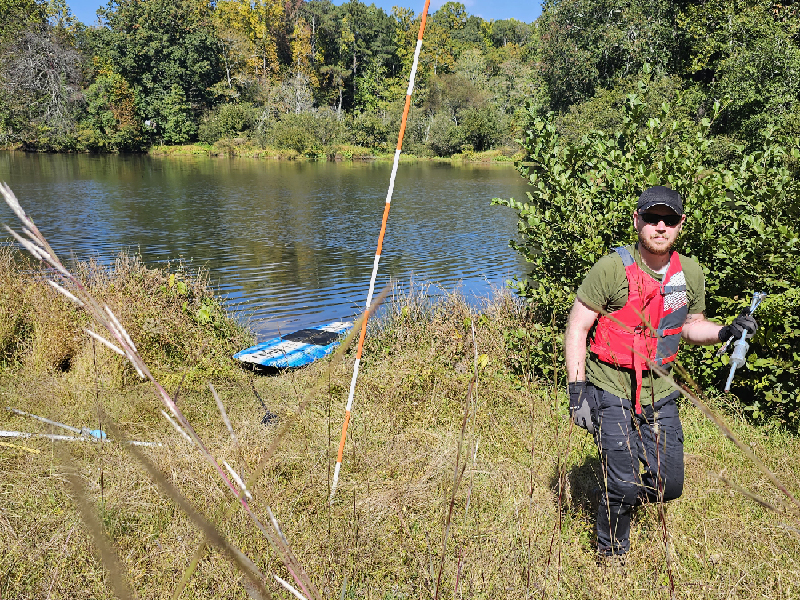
xmin=718 ymin=313 xmax=758 ymax=342
xmin=569 ymin=381 xmax=595 ymax=434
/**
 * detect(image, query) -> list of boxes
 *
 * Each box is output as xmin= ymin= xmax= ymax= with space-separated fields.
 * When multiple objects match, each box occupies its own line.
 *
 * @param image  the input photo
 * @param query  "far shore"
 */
xmin=1 ymin=142 xmax=524 ymax=164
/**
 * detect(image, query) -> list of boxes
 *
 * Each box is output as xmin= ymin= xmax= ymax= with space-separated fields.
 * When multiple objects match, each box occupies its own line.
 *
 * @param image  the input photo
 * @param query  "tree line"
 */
xmin=0 ymin=0 xmax=798 ymax=156
xmin=0 ymin=0 xmax=536 ymax=154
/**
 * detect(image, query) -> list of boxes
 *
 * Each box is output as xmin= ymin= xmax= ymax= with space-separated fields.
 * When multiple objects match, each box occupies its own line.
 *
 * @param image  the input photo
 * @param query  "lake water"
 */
xmin=0 ymin=152 xmax=529 ymax=339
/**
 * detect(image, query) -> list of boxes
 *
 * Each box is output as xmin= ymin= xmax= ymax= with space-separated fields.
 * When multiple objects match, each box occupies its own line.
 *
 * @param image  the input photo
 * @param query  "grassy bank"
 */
xmin=0 ymin=249 xmax=252 ymax=389
xmin=148 ymin=142 xmax=524 ymax=164
xmin=1 ymin=254 xmax=799 ymax=599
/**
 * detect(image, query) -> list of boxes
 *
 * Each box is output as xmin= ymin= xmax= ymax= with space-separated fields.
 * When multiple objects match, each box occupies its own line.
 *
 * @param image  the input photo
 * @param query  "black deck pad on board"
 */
xmin=281 ymin=328 xmax=341 ymax=346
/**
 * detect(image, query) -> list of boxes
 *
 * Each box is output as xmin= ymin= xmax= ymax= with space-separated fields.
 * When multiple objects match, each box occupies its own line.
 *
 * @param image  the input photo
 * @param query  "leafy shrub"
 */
xmin=502 ymin=318 xmax=563 ymax=385
xmin=257 ymin=109 xmax=343 ymax=155
xmin=0 ymin=249 xmax=33 ymax=368
xmin=268 ymin=119 xmax=317 ymax=154
xmin=347 ymin=111 xmax=393 ymax=151
xmin=493 ymin=72 xmax=800 ymax=423
xmin=426 ymin=112 xmax=466 ymax=156
xmin=424 ymin=105 xmax=504 ymax=156
xmin=0 ymin=250 xmax=252 ymax=387
xmin=459 ymin=105 xmax=502 ymax=152
xmin=0 ymin=248 xmax=84 ymax=373
xmin=198 ymin=102 xmax=258 ymax=144
xmin=82 ymin=253 xmax=251 ymax=384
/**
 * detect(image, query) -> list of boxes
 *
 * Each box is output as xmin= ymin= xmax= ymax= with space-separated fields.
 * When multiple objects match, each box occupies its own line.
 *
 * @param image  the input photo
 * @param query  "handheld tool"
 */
xmin=723 ymin=292 xmax=767 ymax=392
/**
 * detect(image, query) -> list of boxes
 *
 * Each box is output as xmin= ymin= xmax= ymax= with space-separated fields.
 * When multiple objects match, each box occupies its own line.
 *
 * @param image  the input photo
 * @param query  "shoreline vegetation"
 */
xmin=148 ymin=143 xmax=524 ymax=163
xmin=0 ymin=143 xmax=523 ymax=164
xmin=1 ymin=248 xmax=799 ymax=598
xmin=7 ymin=0 xmax=798 ymax=163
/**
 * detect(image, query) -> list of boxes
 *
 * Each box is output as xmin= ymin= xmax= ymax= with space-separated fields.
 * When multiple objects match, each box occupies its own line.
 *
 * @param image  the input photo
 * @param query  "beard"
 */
xmin=638 ymin=232 xmax=674 ymax=255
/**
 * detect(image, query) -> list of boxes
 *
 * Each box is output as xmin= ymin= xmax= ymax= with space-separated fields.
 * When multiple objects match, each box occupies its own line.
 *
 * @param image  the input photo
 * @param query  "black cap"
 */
xmin=637 ymin=186 xmax=683 ymax=215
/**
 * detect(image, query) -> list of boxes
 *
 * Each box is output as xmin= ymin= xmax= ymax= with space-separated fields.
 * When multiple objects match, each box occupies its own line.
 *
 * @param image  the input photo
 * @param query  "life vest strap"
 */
xmin=613 ymin=246 xmax=635 ymax=267
xmin=657 ymin=326 xmax=683 ymax=337
xmin=633 ymin=330 xmax=646 ymax=414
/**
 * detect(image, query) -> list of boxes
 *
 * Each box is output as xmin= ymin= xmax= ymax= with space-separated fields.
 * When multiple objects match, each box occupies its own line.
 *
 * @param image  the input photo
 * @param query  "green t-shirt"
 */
xmin=576 ymin=244 xmax=706 ymax=404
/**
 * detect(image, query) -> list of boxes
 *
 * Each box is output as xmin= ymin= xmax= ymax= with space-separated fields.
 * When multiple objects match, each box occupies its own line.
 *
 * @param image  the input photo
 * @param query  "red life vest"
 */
xmin=589 ymin=246 xmax=689 ymax=414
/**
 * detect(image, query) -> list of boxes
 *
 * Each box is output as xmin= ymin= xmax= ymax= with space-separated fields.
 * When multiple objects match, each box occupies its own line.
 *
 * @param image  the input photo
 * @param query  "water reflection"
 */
xmin=0 ymin=152 xmax=528 ymax=339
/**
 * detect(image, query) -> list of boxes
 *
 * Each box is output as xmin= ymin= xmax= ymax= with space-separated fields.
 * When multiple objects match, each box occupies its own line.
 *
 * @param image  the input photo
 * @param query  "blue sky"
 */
xmin=68 ymin=0 xmax=542 ymax=27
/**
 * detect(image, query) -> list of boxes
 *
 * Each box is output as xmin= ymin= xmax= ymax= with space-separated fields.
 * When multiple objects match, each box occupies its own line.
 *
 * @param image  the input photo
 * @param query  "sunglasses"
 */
xmin=639 ymin=212 xmax=682 ymax=227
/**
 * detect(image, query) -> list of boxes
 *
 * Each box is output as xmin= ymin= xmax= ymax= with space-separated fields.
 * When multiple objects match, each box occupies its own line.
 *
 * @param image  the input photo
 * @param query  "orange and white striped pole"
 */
xmin=330 ymin=0 xmax=431 ymax=503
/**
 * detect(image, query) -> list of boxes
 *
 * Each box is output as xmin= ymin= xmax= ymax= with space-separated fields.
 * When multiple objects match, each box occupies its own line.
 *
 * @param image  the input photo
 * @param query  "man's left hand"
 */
xmin=719 ymin=313 xmax=759 ymax=342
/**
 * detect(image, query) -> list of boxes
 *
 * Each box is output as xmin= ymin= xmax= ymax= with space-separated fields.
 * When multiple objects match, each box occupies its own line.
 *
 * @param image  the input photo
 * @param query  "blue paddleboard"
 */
xmin=234 ymin=321 xmax=353 ymax=368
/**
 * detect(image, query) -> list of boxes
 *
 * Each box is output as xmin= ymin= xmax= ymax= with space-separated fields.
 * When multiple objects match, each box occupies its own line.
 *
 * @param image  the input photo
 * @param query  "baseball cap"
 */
xmin=637 ymin=186 xmax=683 ymax=215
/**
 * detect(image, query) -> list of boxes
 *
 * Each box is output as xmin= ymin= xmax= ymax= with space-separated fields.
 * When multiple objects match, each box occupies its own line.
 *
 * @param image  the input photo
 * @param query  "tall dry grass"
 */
xmin=0 ymin=246 xmax=251 ymax=390
xmin=1 ymin=187 xmax=800 ymax=598
xmin=2 ymin=281 xmax=800 ymax=598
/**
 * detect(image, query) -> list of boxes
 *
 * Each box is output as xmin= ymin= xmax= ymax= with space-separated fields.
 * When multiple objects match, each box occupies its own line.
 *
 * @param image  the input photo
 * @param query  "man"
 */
xmin=564 ymin=186 xmax=757 ymax=559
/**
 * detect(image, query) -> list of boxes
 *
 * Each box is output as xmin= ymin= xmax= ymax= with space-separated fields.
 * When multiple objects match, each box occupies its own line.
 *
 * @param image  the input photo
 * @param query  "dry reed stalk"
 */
xmin=273 ymin=574 xmax=309 ymax=600
xmin=525 ymin=352 xmax=536 ymax=596
xmin=99 ymin=412 xmax=273 ymax=599
xmin=0 ymin=183 xmax=249 ymax=510
xmin=211 ymin=382 xmax=238 ymax=448
xmin=646 ymin=413 xmax=676 ymax=597
xmin=454 ymin=546 xmax=464 ymax=598
xmin=45 ymin=525 xmax=75 ymax=600
xmin=174 ymin=285 xmax=391 ymax=600
xmin=161 ymin=409 xmax=193 ymax=444
xmin=463 ymin=319 xmax=482 ymax=517
xmin=434 ymin=322 xmax=478 ymax=600
xmin=650 ymin=358 xmax=800 ymax=516
xmin=0 ymin=182 xmax=303 ymax=599
xmin=711 ymin=472 xmax=782 ymax=513
xmin=544 ymin=312 xmax=571 ymax=597
xmin=267 ymin=506 xmax=320 ymax=600
xmin=224 ymin=460 xmax=252 ymax=500
xmin=551 ymin=313 xmax=567 ymax=590
xmin=61 ymin=452 xmax=135 ymax=600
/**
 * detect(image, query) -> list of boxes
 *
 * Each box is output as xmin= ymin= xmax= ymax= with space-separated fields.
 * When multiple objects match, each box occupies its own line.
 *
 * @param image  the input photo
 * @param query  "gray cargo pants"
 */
xmin=590 ymin=385 xmax=685 ymax=556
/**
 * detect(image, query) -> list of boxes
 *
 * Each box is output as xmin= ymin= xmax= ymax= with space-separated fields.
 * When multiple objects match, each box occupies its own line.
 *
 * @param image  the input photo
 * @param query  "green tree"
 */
xmin=93 ymin=0 xmax=223 ymax=143
xmin=488 ymin=18 xmax=532 ymax=48
xmin=153 ymin=85 xmax=197 ymax=144
xmin=0 ymin=0 xmax=46 ymax=44
xmin=538 ymin=0 xmax=685 ymax=110
xmin=494 ymin=73 xmax=800 ymax=421
xmin=679 ymin=0 xmax=800 ymax=144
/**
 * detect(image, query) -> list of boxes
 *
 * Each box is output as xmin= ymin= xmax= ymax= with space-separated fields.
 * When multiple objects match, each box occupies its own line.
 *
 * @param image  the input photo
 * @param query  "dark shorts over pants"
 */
xmin=590 ymin=384 xmax=685 ymax=556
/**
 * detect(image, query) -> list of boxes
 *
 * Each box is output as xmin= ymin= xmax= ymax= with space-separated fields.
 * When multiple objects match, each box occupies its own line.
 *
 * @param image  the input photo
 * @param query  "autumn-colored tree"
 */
xmin=251 ymin=0 xmax=284 ymax=80
xmin=290 ymin=16 xmax=320 ymax=89
xmin=81 ymin=63 xmax=144 ymax=151
xmin=213 ymin=0 xmax=256 ymax=95
xmin=420 ymin=5 xmax=457 ymax=76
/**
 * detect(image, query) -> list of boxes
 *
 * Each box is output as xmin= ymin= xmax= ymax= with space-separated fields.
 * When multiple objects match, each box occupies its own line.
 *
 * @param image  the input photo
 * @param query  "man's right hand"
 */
xmin=718 ymin=313 xmax=759 ymax=342
xmin=569 ymin=381 xmax=595 ymax=434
